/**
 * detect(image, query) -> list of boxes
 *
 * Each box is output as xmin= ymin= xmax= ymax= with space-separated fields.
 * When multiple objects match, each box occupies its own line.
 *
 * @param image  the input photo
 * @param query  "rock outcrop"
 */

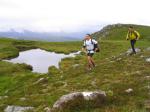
xmin=4 ymin=105 xmax=34 ymax=112
xmin=145 ymin=100 xmax=150 ymax=111
xmin=91 ymin=24 xmax=124 ymax=39
xmin=125 ymin=88 xmax=133 ymax=93
xmin=146 ymin=47 xmax=150 ymax=51
xmin=146 ymin=58 xmax=150 ymax=63
xmin=49 ymin=91 xmax=106 ymax=112
xmin=126 ymin=48 xmax=141 ymax=55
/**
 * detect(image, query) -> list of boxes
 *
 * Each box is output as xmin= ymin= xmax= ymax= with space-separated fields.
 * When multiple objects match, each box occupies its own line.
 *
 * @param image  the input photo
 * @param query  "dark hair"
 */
xmin=129 ymin=26 xmax=133 ymax=29
xmin=86 ymin=34 xmax=91 ymax=36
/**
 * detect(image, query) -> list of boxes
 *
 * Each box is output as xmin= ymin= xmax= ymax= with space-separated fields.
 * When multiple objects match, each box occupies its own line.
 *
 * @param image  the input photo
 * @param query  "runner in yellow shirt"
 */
xmin=126 ymin=26 xmax=140 ymax=54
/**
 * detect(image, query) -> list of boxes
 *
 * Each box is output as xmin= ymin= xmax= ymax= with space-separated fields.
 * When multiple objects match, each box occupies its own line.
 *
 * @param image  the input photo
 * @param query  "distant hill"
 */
xmin=1 ymin=24 xmax=150 ymax=42
xmin=0 ymin=29 xmax=85 ymax=42
xmin=92 ymin=24 xmax=150 ymax=41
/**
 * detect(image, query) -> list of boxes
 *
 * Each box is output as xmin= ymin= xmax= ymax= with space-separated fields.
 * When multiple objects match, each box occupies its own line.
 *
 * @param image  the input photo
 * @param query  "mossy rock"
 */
xmin=50 ymin=91 xmax=106 ymax=112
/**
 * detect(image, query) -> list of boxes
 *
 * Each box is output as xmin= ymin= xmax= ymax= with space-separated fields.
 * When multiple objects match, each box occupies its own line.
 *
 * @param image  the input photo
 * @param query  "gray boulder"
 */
xmin=125 ymin=88 xmax=133 ymax=93
xmin=72 ymin=64 xmax=80 ymax=68
xmin=146 ymin=47 xmax=150 ymax=51
xmin=4 ymin=105 xmax=34 ymax=112
xmin=145 ymin=76 xmax=150 ymax=80
xmin=19 ymin=97 xmax=26 ymax=102
xmin=0 ymin=96 xmax=8 ymax=100
xmin=50 ymin=91 xmax=106 ymax=112
xmin=145 ymin=100 xmax=150 ymax=111
xmin=126 ymin=48 xmax=141 ymax=55
xmin=146 ymin=58 xmax=150 ymax=62
xmin=33 ymin=77 xmax=48 ymax=85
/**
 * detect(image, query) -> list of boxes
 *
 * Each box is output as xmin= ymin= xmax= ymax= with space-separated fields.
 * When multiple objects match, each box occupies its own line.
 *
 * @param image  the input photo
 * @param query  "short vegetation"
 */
xmin=0 ymin=24 xmax=150 ymax=112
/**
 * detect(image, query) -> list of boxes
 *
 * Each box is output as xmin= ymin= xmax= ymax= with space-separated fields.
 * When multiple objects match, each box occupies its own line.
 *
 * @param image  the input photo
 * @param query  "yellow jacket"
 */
xmin=126 ymin=30 xmax=140 ymax=40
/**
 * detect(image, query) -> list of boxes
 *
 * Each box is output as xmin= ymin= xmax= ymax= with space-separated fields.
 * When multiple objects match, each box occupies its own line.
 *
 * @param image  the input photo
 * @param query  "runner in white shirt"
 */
xmin=82 ymin=34 xmax=98 ymax=70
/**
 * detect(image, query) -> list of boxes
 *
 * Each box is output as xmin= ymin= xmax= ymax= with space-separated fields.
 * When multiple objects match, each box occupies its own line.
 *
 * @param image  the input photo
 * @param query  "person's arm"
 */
xmin=82 ymin=41 xmax=87 ymax=53
xmin=126 ymin=32 xmax=129 ymax=40
xmin=93 ymin=39 xmax=99 ymax=52
xmin=94 ymin=45 xmax=99 ymax=52
xmin=93 ymin=39 xmax=98 ymax=44
xmin=82 ymin=46 xmax=86 ymax=53
xmin=134 ymin=31 xmax=140 ymax=40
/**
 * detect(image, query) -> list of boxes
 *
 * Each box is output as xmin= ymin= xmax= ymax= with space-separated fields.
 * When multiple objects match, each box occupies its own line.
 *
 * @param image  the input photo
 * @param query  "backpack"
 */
xmin=91 ymin=39 xmax=100 ymax=52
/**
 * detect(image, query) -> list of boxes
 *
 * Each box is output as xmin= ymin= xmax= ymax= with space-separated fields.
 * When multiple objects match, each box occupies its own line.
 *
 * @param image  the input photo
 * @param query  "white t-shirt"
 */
xmin=83 ymin=39 xmax=98 ymax=53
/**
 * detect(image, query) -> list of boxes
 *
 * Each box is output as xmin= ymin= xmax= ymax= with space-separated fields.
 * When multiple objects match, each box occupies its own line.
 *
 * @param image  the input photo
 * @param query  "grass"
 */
xmin=0 ymin=24 xmax=150 ymax=112
xmin=92 ymin=24 xmax=150 ymax=41
xmin=12 ymin=39 xmax=82 ymax=54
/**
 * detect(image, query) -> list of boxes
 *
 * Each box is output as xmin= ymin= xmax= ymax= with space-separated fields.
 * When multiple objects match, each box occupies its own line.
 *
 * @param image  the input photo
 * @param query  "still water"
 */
xmin=5 ymin=49 xmax=80 ymax=73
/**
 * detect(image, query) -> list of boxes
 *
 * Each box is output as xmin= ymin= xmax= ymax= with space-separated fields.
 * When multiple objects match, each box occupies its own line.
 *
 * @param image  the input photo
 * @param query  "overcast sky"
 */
xmin=0 ymin=0 xmax=150 ymax=32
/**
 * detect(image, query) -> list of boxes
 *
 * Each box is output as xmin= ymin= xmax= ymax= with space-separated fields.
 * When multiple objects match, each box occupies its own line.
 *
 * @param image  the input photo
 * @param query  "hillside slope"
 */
xmin=92 ymin=24 xmax=150 ymax=41
xmin=0 ymin=24 xmax=150 ymax=112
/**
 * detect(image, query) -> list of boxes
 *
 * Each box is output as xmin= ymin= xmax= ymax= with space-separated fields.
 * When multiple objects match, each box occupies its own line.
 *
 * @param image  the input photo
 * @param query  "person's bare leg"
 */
xmin=87 ymin=56 xmax=93 ymax=70
xmin=90 ymin=57 xmax=95 ymax=67
xmin=88 ymin=56 xmax=95 ymax=69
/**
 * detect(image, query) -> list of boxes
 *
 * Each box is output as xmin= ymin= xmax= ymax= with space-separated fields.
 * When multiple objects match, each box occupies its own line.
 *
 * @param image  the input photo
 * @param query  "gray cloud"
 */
xmin=0 ymin=0 xmax=150 ymax=32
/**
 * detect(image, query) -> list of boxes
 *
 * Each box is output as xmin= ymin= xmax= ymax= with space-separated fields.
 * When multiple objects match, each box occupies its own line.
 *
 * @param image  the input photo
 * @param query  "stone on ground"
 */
xmin=146 ymin=58 xmax=150 ymax=62
xmin=4 ymin=105 xmax=34 ymax=112
xmin=126 ymin=48 xmax=141 ymax=55
xmin=50 ymin=91 xmax=106 ymax=112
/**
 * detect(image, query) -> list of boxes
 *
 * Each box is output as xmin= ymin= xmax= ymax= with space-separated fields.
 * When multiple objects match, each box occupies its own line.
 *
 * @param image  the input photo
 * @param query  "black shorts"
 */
xmin=87 ymin=53 xmax=94 ymax=57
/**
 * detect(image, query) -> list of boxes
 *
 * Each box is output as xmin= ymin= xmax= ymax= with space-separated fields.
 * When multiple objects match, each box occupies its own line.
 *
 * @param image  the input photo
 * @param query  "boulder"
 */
xmin=146 ymin=47 xmax=150 ymax=51
xmin=145 ymin=85 xmax=150 ymax=89
xmin=82 ymin=91 xmax=106 ymax=107
xmin=145 ymin=76 xmax=150 ymax=80
xmin=4 ymin=105 xmax=34 ymax=112
xmin=72 ymin=64 xmax=80 ymax=68
xmin=126 ymin=48 xmax=141 ymax=55
xmin=19 ymin=97 xmax=26 ymax=101
xmin=145 ymin=100 xmax=150 ymax=111
xmin=52 ymin=92 xmax=84 ymax=111
xmin=34 ymin=77 xmax=48 ymax=84
xmin=146 ymin=58 xmax=150 ymax=63
xmin=125 ymin=88 xmax=133 ymax=93
xmin=50 ymin=91 xmax=106 ymax=112
xmin=140 ymin=55 xmax=145 ymax=58
xmin=0 ymin=96 xmax=8 ymax=100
